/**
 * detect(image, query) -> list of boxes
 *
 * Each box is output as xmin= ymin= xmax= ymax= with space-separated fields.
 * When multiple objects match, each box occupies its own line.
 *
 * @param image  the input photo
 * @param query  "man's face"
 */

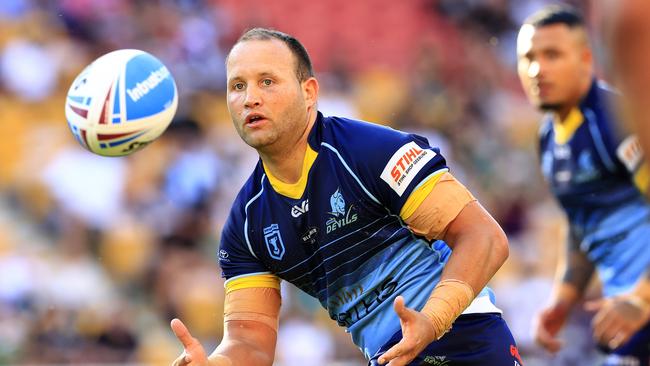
xmin=517 ymin=23 xmax=592 ymax=111
xmin=226 ymin=39 xmax=311 ymax=150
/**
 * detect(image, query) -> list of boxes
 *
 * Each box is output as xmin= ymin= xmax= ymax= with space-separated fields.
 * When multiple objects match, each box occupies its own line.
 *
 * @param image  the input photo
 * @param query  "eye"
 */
xmin=262 ymin=79 xmax=273 ymax=86
xmin=232 ymin=82 xmax=245 ymax=91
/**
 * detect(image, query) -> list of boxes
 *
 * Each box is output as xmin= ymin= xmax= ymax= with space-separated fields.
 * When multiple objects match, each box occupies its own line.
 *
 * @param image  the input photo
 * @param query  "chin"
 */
xmin=539 ymin=102 xmax=563 ymax=112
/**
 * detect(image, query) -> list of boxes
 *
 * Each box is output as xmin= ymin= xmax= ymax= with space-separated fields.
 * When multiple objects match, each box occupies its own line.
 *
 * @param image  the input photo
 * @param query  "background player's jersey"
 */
xmin=219 ymin=112 xmax=499 ymax=358
xmin=538 ymin=80 xmax=650 ymax=296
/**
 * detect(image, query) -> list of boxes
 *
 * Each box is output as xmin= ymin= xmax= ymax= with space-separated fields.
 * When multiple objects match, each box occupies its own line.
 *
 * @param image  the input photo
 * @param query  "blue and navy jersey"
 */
xmin=538 ymin=80 xmax=650 ymax=296
xmin=219 ymin=112 xmax=498 ymax=358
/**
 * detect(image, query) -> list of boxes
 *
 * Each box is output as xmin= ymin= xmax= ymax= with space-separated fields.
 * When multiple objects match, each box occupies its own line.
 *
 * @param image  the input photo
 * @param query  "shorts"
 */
xmin=368 ymin=313 xmax=522 ymax=366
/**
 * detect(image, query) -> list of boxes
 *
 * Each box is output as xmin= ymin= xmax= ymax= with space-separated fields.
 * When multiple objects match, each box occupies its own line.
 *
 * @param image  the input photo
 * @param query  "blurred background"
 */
xmin=0 ymin=0 xmax=614 ymax=365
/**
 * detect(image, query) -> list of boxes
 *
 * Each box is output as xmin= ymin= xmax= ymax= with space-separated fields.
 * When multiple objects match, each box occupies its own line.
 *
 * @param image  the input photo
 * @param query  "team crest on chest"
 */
xmin=326 ymin=188 xmax=358 ymax=234
xmin=263 ymin=224 xmax=285 ymax=260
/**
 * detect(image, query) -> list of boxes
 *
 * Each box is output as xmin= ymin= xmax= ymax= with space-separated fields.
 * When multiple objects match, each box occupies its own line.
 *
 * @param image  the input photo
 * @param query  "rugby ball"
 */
xmin=65 ymin=49 xmax=178 ymax=156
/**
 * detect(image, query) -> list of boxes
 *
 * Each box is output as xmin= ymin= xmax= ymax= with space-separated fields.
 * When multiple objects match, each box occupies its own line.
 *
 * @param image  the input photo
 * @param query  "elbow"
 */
xmin=492 ymin=227 xmax=509 ymax=268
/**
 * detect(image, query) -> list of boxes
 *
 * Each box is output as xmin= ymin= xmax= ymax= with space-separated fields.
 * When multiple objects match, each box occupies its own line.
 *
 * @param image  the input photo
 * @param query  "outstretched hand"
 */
xmin=377 ymin=296 xmax=438 ymax=366
xmin=171 ymin=318 xmax=210 ymax=366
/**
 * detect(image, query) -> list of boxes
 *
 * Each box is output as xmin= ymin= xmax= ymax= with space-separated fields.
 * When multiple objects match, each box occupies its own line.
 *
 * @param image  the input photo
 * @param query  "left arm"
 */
xmin=377 ymin=173 xmax=508 ymax=365
xmin=438 ymin=200 xmax=509 ymax=294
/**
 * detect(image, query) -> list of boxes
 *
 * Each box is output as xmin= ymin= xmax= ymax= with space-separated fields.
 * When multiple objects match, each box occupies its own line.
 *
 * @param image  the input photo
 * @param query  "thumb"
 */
xmin=171 ymin=318 xmax=197 ymax=349
xmin=584 ymin=299 xmax=605 ymax=312
xmin=393 ymin=296 xmax=411 ymax=321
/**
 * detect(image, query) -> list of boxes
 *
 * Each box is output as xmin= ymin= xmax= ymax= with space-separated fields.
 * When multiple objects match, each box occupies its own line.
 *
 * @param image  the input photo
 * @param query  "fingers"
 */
xmin=533 ymin=310 xmax=564 ymax=353
xmin=584 ymin=299 xmax=605 ymax=312
xmin=171 ymin=351 xmax=191 ymax=366
xmin=171 ymin=318 xmax=196 ymax=349
xmin=534 ymin=321 xmax=564 ymax=353
xmin=393 ymin=296 xmax=410 ymax=321
xmin=378 ymin=341 xmax=407 ymax=365
xmin=591 ymin=302 xmax=630 ymax=349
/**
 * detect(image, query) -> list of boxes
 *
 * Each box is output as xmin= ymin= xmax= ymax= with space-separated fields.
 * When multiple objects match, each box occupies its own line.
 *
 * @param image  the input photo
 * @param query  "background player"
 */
xmin=170 ymin=28 xmax=520 ymax=366
xmin=517 ymin=5 xmax=650 ymax=365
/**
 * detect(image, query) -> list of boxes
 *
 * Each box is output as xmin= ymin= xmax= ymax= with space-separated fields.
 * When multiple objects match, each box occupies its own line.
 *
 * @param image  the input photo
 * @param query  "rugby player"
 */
xmin=171 ymin=28 xmax=521 ymax=366
xmin=517 ymin=5 xmax=650 ymax=365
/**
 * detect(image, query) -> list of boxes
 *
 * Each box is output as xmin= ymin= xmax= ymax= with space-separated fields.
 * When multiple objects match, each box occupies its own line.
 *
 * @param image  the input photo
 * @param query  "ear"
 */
xmin=302 ymin=77 xmax=319 ymax=108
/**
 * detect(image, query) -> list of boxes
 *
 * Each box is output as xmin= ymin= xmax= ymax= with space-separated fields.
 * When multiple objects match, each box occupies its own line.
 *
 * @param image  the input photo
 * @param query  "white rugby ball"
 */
xmin=65 ymin=49 xmax=178 ymax=156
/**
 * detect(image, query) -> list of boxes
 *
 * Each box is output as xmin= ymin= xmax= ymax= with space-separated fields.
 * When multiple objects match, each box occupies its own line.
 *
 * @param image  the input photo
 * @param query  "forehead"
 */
xmin=226 ymin=39 xmax=296 ymax=79
xmin=517 ymin=23 xmax=578 ymax=53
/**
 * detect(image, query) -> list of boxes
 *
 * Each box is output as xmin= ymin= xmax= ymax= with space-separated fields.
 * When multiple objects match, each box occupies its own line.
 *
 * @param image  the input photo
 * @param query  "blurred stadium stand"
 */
xmin=0 ymin=0 xmax=605 ymax=365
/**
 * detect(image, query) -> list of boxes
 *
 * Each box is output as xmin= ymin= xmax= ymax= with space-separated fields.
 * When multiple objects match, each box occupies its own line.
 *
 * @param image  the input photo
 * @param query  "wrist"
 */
xmin=420 ymin=279 xmax=475 ymax=339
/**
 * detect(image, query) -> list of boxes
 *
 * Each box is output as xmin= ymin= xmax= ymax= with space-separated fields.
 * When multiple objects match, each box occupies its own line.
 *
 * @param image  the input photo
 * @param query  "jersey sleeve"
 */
xmin=332 ymin=118 xmax=449 ymax=215
xmin=597 ymin=85 xmax=650 ymax=193
xmin=218 ymin=208 xmax=271 ymax=281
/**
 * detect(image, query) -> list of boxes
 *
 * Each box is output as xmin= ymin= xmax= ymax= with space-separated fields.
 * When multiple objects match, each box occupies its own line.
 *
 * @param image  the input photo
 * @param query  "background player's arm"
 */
xmin=531 ymin=228 xmax=594 ymax=353
xmin=172 ymin=286 xmax=280 ymax=366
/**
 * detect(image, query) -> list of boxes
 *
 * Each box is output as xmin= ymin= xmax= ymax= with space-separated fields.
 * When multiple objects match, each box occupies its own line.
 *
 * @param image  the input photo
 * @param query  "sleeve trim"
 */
xmin=400 ymin=169 xmax=448 ymax=220
xmin=224 ymin=272 xmax=280 ymax=294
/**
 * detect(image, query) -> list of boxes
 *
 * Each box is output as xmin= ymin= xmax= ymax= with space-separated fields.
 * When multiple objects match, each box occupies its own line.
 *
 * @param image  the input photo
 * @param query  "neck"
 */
xmin=555 ymin=79 xmax=593 ymax=122
xmin=259 ymin=109 xmax=317 ymax=184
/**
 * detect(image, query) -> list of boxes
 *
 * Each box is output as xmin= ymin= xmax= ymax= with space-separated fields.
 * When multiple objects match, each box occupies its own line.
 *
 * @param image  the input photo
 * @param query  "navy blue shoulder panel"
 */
xmin=314 ymin=115 xmax=448 ymax=215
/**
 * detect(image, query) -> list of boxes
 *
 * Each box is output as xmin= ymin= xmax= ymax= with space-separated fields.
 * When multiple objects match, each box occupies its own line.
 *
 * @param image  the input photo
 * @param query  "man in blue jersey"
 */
xmin=170 ymin=28 xmax=520 ymax=366
xmin=517 ymin=5 xmax=650 ymax=365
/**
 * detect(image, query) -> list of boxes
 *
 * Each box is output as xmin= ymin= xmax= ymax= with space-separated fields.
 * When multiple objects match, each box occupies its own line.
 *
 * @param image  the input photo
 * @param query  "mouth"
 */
xmin=245 ymin=113 xmax=267 ymax=127
xmin=534 ymin=81 xmax=551 ymax=96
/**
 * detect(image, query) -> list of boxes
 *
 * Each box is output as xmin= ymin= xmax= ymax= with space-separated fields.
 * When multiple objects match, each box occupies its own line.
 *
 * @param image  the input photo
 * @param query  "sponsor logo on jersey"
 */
xmin=421 ymin=356 xmax=451 ymax=366
xmin=575 ymin=150 xmax=600 ymax=183
xmin=553 ymin=144 xmax=571 ymax=159
xmin=617 ymin=135 xmax=643 ymax=172
xmin=334 ymin=277 xmax=397 ymax=327
xmin=380 ymin=141 xmax=435 ymax=196
xmin=326 ymin=188 xmax=357 ymax=234
xmin=291 ymin=199 xmax=309 ymax=217
xmin=218 ymin=249 xmax=230 ymax=262
xmin=263 ymin=224 xmax=285 ymax=260
xmin=301 ymin=226 xmax=318 ymax=244
xmin=329 ymin=285 xmax=364 ymax=308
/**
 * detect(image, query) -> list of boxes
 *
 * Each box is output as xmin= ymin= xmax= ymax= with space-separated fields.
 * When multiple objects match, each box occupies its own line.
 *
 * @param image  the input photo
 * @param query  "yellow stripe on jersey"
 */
xmin=400 ymin=170 xmax=447 ymax=220
xmin=264 ymin=145 xmax=318 ymax=199
xmin=634 ymin=162 xmax=650 ymax=194
xmin=553 ymin=108 xmax=584 ymax=145
xmin=225 ymin=274 xmax=281 ymax=294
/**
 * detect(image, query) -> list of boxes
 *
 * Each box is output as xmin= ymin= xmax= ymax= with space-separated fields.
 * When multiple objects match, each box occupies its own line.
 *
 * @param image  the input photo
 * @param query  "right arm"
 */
xmin=172 ymin=286 xmax=281 ymax=366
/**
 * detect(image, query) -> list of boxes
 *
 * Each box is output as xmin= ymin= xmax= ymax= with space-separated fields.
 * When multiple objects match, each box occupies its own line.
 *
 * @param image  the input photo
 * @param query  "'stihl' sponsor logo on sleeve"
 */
xmin=380 ymin=141 xmax=435 ymax=196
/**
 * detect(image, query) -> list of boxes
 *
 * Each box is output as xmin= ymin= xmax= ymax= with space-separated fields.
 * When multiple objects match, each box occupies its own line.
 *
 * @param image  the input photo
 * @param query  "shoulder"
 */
xmin=318 ymin=114 xmax=434 ymax=159
xmin=321 ymin=114 xmax=414 ymax=145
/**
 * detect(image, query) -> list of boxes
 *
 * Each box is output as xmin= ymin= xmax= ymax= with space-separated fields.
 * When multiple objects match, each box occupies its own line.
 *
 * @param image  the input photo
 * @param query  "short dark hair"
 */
xmin=231 ymin=28 xmax=314 ymax=82
xmin=523 ymin=4 xmax=585 ymax=29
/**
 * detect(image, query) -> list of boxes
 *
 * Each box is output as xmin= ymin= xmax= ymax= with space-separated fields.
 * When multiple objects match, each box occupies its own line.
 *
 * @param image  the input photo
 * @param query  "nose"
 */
xmin=527 ymin=60 xmax=541 ymax=78
xmin=244 ymin=86 xmax=262 ymax=108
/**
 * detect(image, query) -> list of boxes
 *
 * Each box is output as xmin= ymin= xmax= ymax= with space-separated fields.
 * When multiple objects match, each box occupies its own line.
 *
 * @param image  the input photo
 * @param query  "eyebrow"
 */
xmin=228 ymin=71 xmax=279 ymax=84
